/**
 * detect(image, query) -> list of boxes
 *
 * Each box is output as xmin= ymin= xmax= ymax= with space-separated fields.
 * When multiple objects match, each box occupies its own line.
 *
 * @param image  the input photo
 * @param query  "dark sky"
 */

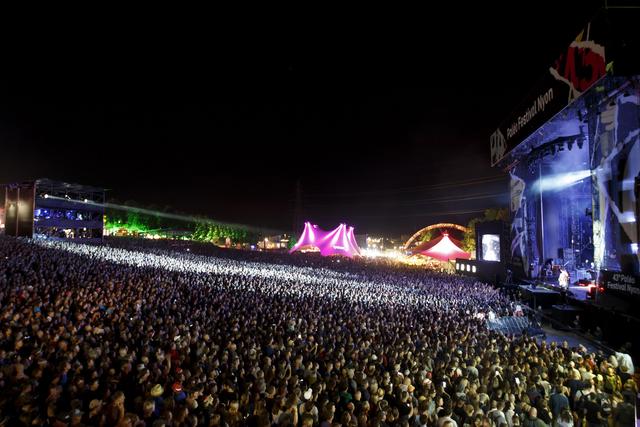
xmin=0 ymin=2 xmax=604 ymax=235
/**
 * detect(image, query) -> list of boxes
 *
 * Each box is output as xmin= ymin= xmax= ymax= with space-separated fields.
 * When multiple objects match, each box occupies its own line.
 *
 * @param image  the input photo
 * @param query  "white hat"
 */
xmin=303 ymin=388 xmax=313 ymax=400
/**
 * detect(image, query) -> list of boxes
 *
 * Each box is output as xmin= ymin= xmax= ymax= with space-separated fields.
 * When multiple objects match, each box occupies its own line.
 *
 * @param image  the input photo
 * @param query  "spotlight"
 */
xmin=567 ymin=141 xmax=573 ymax=151
xmin=44 ymin=194 xmax=49 ymax=198
xmin=577 ymin=139 xmax=584 ymax=150
xmin=472 ymin=266 xmax=477 ymax=273
xmin=535 ymin=169 xmax=590 ymax=192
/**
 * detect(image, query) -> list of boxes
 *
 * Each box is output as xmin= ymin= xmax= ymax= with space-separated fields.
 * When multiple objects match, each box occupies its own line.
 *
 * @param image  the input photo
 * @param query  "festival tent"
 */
xmin=412 ymin=232 xmax=470 ymax=262
xmin=289 ymin=222 xmax=362 ymax=257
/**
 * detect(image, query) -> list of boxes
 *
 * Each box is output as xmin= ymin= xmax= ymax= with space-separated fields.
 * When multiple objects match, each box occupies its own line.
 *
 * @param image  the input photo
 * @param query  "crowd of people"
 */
xmin=0 ymin=236 xmax=636 ymax=426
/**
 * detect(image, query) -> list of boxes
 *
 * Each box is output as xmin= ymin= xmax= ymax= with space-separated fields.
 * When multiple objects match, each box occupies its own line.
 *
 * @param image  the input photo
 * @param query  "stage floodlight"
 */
xmin=472 ymin=265 xmax=476 ymax=273
xmin=534 ymin=170 xmax=590 ymax=192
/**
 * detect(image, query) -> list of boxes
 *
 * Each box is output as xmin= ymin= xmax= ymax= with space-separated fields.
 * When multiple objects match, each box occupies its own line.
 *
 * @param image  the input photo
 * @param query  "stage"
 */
xmin=518 ymin=284 xmax=560 ymax=309
xmin=489 ymin=13 xmax=640 ymax=361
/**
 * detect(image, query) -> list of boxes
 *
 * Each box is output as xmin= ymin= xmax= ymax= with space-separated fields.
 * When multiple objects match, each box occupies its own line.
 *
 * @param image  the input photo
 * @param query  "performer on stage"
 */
xmin=558 ymin=268 xmax=569 ymax=305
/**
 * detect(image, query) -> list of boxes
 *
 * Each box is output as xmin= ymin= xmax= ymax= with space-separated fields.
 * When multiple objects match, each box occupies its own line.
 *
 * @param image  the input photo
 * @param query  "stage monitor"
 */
xmin=481 ymin=234 xmax=501 ymax=262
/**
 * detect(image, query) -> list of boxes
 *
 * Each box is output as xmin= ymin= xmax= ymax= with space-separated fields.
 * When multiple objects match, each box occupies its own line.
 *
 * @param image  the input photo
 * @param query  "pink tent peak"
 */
xmin=290 ymin=222 xmax=362 ymax=257
xmin=419 ymin=232 xmax=470 ymax=262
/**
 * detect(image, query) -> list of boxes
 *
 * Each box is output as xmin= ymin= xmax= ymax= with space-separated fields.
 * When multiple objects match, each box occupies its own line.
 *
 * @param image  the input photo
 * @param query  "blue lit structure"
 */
xmin=4 ymin=178 xmax=105 ymax=239
xmin=491 ymin=7 xmax=640 ymax=298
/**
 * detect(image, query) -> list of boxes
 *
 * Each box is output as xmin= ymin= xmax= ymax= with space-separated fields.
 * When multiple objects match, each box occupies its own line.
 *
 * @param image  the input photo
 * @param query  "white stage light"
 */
xmin=534 ymin=170 xmax=590 ymax=192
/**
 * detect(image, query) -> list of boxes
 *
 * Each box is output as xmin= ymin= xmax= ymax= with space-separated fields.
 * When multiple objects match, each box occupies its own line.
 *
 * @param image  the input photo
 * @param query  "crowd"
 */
xmin=0 ymin=236 xmax=636 ymax=426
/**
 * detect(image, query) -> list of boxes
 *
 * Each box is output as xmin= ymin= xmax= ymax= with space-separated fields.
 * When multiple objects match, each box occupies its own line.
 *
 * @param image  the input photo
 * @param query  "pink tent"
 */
xmin=289 ymin=222 xmax=362 ymax=258
xmin=417 ymin=232 xmax=470 ymax=262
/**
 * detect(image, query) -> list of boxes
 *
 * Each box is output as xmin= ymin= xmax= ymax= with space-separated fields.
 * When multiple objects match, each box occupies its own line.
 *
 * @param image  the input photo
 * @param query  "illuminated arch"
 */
xmin=404 ymin=223 xmax=469 ymax=250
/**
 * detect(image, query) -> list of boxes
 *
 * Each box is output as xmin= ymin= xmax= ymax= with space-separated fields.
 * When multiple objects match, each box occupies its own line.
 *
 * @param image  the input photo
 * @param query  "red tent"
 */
xmin=413 ymin=232 xmax=470 ymax=262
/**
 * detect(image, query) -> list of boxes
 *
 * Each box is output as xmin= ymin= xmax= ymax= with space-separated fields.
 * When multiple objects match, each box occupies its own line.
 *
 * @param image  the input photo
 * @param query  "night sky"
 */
xmin=0 ymin=2 xmax=604 ymax=235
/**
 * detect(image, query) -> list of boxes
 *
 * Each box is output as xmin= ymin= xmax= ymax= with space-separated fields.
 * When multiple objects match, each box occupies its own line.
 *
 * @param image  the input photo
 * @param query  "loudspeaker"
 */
xmin=620 ymin=254 xmax=638 ymax=275
xmin=4 ymin=184 xmax=35 ymax=237
xmin=17 ymin=184 xmax=35 ymax=237
xmin=551 ymin=305 xmax=582 ymax=330
xmin=4 ymin=187 xmax=18 ymax=236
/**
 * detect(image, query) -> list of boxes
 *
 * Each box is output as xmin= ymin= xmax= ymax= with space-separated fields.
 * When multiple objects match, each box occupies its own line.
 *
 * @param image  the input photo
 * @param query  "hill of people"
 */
xmin=0 ymin=236 xmax=635 ymax=426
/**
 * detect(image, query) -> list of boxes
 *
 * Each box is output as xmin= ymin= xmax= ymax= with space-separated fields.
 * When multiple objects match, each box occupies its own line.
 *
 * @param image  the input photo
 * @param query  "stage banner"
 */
xmin=491 ymin=17 xmax=607 ymax=166
xmin=599 ymin=270 xmax=640 ymax=298
xmin=591 ymin=84 xmax=640 ymax=272
xmin=510 ymin=173 xmax=528 ymax=276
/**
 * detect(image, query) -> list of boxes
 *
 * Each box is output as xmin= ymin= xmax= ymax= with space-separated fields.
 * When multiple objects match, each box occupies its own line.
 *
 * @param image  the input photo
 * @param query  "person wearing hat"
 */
xmin=172 ymin=382 xmax=187 ymax=402
xmin=149 ymin=384 xmax=164 ymax=417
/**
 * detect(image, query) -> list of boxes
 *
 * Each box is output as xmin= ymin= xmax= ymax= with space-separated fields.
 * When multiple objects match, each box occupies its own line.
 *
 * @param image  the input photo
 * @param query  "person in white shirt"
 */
xmin=615 ymin=350 xmax=634 ymax=374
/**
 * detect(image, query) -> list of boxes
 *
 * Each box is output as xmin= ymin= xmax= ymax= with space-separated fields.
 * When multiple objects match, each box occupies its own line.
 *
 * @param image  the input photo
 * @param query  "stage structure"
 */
xmin=456 ymin=221 xmax=510 ymax=282
xmin=490 ymin=7 xmax=640 ymax=299
xmin=403 ymin=223 xmax=468 ymax=251
xmin=289 ymin=222 xmax=362 ymax=258
xmin=409 ymin=232 xmax=470 ymax=262
xmin=3 ymin=178 xmax=105 ymax=239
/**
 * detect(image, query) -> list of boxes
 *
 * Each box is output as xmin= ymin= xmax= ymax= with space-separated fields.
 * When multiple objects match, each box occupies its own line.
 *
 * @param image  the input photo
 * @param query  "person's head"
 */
xmin=143 ymin=399 xmax=155 ymax=416
xmin=301 ymin=414 xmax=314 ymax=427
xmin=112 ymin=391 xmax=125 ymax=406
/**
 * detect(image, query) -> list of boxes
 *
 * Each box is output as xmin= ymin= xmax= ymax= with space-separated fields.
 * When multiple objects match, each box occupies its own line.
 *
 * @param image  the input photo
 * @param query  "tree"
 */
xmin=461 ymin=208 xmax=509 ymax=256
xmin=462 ymin=217 xmax=481 ymax=255
xmin=419 ymin=230 xmax=434 ymax=243
xmin=483 ymin=208 xmax=509 ymax=222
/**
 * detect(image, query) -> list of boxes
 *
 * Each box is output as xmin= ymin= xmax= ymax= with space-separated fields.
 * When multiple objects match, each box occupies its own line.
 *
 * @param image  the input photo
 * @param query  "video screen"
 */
xmin=481 ymin=234 xmax=500 ymax=262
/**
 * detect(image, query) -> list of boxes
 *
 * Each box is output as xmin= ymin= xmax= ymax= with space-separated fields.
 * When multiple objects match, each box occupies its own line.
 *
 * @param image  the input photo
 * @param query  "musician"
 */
xmin=558 ymin=268 xmax=569 ymax=305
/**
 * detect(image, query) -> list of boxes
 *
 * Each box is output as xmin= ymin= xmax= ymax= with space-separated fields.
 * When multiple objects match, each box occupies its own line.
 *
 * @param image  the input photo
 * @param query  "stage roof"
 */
xmin=35 ymin=178 xmax=107 ymax=194
xmin=413 ymin=233 xmax=470 ymax=262
xmin=290 ymin=222 xmax=362 ymax=258
xmin=491 ymin=7 xmax=640 ymax=168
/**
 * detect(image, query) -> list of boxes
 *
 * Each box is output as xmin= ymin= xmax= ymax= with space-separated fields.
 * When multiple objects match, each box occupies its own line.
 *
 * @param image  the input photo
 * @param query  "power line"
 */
xmin=303 ymin=175 xmax=506 ymax=198
xmin=309 ymin=208 xmax=491 ymax=220
xmin=304 ymin=192 xmax=506 ymax=208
